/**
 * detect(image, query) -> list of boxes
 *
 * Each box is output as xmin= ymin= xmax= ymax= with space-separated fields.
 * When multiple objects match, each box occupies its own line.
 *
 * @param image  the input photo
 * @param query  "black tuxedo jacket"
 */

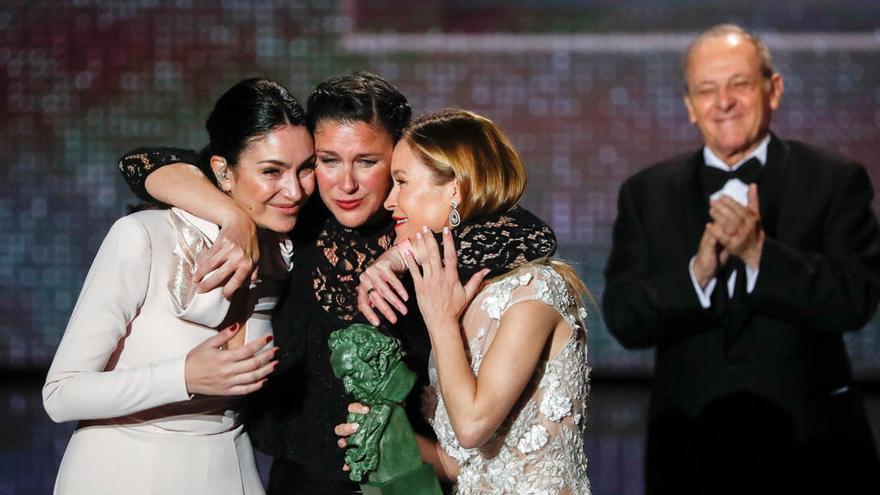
xmin=602 ymin=133 xmax=880 ymax=443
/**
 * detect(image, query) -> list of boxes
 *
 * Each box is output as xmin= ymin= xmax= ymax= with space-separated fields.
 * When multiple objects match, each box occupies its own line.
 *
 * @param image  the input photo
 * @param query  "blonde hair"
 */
xmin=405 ymin=109 xmax=589 ymax=301
xmin=547 ymin=260 xmax=590 ymax=301
xmin=488 ymin=259 xmax=591 ymax=305
xmin=403 ymin=109 xmax=527 ymax=221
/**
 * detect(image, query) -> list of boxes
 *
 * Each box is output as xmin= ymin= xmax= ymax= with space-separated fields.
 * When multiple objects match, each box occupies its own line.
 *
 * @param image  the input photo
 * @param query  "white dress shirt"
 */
xmin=689 ymin=135 xmax=769 ymax=308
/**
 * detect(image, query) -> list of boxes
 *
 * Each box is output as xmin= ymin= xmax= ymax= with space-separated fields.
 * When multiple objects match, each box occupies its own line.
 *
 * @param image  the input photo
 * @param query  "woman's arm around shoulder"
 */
xmin=118 ymin=147 xmax=259 ymax=297
xmin=118 ymin=147 xmax=200 ymax=203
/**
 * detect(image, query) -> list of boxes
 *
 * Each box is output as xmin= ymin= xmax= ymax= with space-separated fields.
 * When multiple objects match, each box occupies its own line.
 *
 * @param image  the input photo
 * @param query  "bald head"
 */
xmin=681 ymin=24 xmax=784 ymax=165
xmin=683 ymin=24 xmax=774 ymax=92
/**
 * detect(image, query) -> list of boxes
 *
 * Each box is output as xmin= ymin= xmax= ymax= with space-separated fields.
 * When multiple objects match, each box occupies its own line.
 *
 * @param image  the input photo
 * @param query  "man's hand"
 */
xmin=693 ymin=223 xmax=728 ymax=289
xmin=708 ymin=184 xmax=764 ymax=268
xmin=195 ymin=207 xmax=260 ymax=298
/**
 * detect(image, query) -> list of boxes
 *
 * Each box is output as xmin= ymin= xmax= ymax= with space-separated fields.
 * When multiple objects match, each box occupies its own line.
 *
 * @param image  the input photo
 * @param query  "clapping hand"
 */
xmin=693 ymin=223 xmax=730 ymax=288
xmin=708 ymin=184 xmax=764 ymax=268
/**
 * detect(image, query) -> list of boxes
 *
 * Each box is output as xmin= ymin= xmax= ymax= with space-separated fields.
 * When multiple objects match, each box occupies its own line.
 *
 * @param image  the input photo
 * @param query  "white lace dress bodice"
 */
xmin=424 ymin=263 xmax=591 ymax=494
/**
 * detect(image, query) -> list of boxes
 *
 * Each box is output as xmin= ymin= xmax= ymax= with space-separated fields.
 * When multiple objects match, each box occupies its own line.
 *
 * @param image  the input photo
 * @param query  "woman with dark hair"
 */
xmin=116 ymin=72 xmax=558 ymax=494
xmin=43 ymin=78 xmax=316 ymax=494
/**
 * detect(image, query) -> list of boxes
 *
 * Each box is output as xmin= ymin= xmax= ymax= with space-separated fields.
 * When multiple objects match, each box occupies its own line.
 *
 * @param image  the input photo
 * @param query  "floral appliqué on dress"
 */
xmin=424 ymin=263 xmax=591 ymax=495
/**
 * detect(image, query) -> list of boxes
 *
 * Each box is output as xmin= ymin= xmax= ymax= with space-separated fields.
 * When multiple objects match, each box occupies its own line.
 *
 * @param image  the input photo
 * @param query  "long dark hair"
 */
xmin=198 ymin=77 xmax=307 ymax=185
xmin=306 ymin=71 xmax=411 ymax=142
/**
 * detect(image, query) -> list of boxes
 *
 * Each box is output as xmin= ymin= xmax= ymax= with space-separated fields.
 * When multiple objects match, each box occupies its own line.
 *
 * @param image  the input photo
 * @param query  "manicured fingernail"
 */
xmin=416 ymin=233 xmax=422 ymax=239
xmin=443 ymin=226 xmax=449 ymax=234
xmin=351 ymin=423 xmax=359 ymax=432
xmin=266 ymin=335 xmax=273 ymax=342
xmin=422 ymin=226 xmax=429 ymax=232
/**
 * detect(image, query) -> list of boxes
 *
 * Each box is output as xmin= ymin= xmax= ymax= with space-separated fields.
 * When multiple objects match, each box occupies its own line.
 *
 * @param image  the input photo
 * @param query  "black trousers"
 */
xmin=645 ymin=392 xmax=880 ymax=495
xmin=267 ymin=457 xmax=360 ymax=495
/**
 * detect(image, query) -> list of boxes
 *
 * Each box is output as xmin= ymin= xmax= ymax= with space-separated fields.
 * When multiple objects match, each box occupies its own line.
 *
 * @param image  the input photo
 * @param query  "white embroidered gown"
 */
xmin=424 ymin=263 xmax=591 ymax=494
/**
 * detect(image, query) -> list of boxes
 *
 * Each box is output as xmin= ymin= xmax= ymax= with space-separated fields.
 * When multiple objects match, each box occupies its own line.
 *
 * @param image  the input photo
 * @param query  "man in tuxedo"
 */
xmin=603 ymin=24 xmax=880 ymax=494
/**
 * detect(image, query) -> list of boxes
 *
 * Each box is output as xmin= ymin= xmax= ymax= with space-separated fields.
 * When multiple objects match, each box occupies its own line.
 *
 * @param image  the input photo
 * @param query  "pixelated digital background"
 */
xmin=1 ymin=1 xmax=879 ymax=493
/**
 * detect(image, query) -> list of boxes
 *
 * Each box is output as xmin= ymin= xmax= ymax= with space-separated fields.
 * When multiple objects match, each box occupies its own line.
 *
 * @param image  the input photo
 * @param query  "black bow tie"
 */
xmin=701 ymin=157 xmax=763 ymax=198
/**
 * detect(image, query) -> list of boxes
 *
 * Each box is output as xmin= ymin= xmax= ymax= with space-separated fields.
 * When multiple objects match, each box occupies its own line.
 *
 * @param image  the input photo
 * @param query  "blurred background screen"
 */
xmin=2 ymin=2 xmax=879 ymax=493
xmin=3 ymin=0 xmax=879 ymax=377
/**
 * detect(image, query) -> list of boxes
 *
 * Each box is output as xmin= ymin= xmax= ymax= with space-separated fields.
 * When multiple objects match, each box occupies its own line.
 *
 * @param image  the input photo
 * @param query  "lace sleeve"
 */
xmin=117 ymin=147 xmax=201 ymax=203
xmin=310 ymin=210 xmax=396 ymax=322
xmin=454 ymin=205 xmax=557 ymax=280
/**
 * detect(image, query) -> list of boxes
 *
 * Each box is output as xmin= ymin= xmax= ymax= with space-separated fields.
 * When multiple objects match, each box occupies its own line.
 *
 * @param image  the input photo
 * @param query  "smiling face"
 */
xmin=384 ymin=140 xmax=458 ymax=244
xmin=313 ymin=120 xmax=395 ymax=228
xmin=684 ymin=33 xmax=783 ymax=165
xmin=213 ymin=124 xmax=316 ymax=233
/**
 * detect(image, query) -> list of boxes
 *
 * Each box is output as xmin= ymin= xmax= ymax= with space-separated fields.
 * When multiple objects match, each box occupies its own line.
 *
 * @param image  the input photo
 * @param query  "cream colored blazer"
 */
xmin=43 ymin=208 xmax=290 ymax=495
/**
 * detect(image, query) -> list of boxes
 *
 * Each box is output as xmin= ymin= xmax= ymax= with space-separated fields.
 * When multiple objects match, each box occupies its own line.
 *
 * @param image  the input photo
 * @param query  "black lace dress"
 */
xmin=118 ymin=149 xmax=559 ymax=495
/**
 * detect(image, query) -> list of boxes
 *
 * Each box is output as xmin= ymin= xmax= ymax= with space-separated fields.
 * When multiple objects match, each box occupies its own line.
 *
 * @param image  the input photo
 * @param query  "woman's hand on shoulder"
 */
xmin=184 ymin=324 xmax=278 ymax=396
xmin=195 ymin=207 xmax=260 ymax=298
xmin=358 ymin=247 xmax=410 ymax=325
xmin=406 ymin=226 xmax=489 ymax=330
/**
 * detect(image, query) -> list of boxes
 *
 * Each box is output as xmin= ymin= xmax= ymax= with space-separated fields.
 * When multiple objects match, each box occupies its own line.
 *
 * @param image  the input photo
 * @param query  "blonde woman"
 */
xmin=342 ymin=110 xmax=591 ymax=494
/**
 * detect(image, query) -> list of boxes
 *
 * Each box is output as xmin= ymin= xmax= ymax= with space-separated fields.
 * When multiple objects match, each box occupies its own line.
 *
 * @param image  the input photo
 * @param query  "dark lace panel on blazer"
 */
xmin=312 ymin=215 xmax=395 ymax=321
xmin=117 ymin=147 xmax=200 ymax=203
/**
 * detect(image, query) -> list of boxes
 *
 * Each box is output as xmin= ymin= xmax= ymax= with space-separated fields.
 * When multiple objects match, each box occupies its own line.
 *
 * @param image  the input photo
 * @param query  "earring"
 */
xmin=215 ymin=169 xmax=228 ymax=182
xmin=449 ymin=200 xmax=461 ymax=227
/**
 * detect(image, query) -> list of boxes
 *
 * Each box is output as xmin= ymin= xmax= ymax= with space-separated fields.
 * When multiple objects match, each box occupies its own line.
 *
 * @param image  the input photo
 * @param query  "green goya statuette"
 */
xmin=329 ymin=324 xmax=443 ymax=495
